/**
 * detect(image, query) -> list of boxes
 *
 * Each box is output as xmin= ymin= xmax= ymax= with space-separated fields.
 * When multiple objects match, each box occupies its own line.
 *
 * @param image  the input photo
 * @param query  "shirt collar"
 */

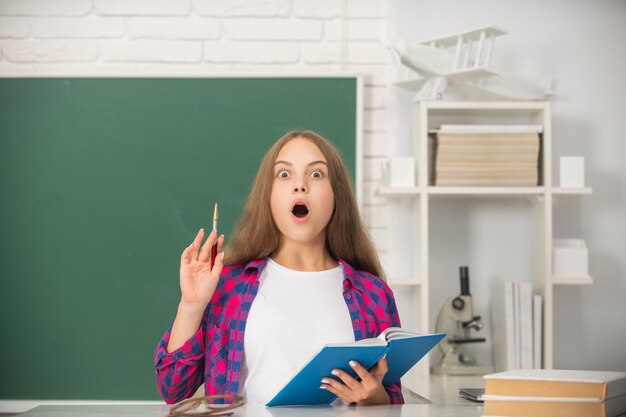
xmin=242 ymin=257 xmax=357 ymax=287
xmin=243 ymin=258 xmax=268 ymax=277
xmin=337 ymin=258 xmax=357 ymax=287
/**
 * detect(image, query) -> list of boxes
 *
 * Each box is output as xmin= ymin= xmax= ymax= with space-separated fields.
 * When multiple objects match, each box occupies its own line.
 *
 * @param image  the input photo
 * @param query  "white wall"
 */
xmin=389 ymin=0 xmax=626 ymax=371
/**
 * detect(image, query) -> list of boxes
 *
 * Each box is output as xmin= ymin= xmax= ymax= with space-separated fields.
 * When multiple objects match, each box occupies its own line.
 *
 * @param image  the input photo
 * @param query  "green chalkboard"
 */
xmin=0 ymin=77 xmax=358 ymax=400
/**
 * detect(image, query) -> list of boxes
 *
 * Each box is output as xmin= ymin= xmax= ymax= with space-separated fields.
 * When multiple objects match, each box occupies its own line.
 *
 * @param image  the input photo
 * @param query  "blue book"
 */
xmin=266 ymin=328 xmax=446 ymax=407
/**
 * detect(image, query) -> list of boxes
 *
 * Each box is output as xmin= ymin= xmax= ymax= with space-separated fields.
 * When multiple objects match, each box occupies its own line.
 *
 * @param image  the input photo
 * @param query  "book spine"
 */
xmin=437 ymin=162 xmax=537 ymax=172
xmin=434 ymin=179 xmax=539 ymax=186
xmin=484 ymin=399 xmax=603 ymax=417
xmin=439 ymin=125 xmax=543 ymax=134
xmin=436 ymin=153 xmax=539 ymax=163
xmin=492 ymin=280 xmax=516 ymax=372
xmin=437 ymin=132 xmax=541 ymax=142
xmin=520 ymin=282 xmax=533 ymax=369
xmin=514 ymin=282 xmax=521 ymax=369
xmin=436 ymin=170 xmax=538 ymax=178
xmin=436 ymin=146 xmax=540 ymax=154
xmin=533 ymin=295 xmax=543 ymax=369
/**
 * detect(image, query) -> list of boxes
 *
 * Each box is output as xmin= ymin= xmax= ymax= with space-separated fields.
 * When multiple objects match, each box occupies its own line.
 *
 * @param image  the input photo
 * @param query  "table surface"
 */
xmin=16 ymin=376 xmax=487 ymax=417
xmin=17 ymin=403 xmax=485 ymax=417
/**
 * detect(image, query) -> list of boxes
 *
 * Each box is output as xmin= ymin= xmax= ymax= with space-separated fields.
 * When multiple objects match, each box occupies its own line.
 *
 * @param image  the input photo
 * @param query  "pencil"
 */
xmin=210 ymin=203 xmax=218 ymax=268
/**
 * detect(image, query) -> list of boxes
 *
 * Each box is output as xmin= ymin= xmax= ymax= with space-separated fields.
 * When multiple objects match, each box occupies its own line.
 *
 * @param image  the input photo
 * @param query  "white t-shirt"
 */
xmin=240 ymin=258 xmax=355 ymax=405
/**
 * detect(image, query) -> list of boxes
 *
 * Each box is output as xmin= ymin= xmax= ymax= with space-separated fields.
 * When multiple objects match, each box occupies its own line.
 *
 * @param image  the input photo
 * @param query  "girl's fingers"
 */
xmin=198 ymin=229 xmax=217 ymax=262
xmin=320 ymin=378 xmax=355 ymax=404
xmin=371 ymin=357 xmax=388 ymax=383
xmin=216 ymin=234 xmax=225 ymax=253
xmin=209 ymin=236 xmax=226 ymax=275
xmin=329 ymin=368 xmax=360 ymax=391
xmin=182 ymin=229 xmax=203 ymax=264
xmin=348 ymin=360 xmax=376 ymax=388
xmin=180 ymin=242 xmax=194 ymax=264
xmin=191 ymin=228 xmax=205 ymax=261
xmin=211 ymin=250 xmax=225 ymax=276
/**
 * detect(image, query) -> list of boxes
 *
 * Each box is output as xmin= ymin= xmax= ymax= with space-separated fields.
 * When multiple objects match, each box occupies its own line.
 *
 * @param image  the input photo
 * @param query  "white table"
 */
xmin=16 ymin=376 xmax=487 ymax=417
xmin=17 ymin=403 xmax=484 ymax=417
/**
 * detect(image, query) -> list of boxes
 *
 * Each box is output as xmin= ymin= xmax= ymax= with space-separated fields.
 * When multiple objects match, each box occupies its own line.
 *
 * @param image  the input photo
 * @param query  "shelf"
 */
xmin=421 ymin=101 xmax=548 ymax=110
xmin=380 ymin=186 xmax=592 ymax=197
xmin=552 ymin=187 xmax=593 ymax=195
xmin=378 ymin=186 xmax=545 ymax=196
xmin=552 ymin=275 xmax=594 ymax=285
xmin=381 ymin=100 xmax=589 ymax=373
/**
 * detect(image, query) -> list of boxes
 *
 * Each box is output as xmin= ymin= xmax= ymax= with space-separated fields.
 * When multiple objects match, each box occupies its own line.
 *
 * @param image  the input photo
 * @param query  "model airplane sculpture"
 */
xmin=390 ymin=26 xmax=553 ymax=101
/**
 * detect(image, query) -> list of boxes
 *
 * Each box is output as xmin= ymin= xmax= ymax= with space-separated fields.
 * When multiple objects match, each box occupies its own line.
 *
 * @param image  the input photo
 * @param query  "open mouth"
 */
xmin=292 ymin=204 xmax=309 ymax=218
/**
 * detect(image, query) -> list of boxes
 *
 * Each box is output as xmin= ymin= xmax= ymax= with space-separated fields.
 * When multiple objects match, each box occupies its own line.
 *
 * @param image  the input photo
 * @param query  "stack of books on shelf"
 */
xmin=431 ymin=125 xmax=541 ymax=186
xmin=483 ymin=369 xmax=626 ymax=417
xmin=491 ymin=281 xmax=542 ymax=372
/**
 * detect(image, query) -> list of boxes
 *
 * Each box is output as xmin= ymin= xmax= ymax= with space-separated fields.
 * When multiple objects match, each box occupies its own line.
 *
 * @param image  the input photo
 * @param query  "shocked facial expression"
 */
xmin=270 ymin=138 xmax=335 ymax=246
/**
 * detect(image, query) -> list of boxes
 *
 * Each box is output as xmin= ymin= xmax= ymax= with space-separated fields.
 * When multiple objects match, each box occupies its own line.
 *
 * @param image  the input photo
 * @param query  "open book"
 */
xmin=266 ymin=328 xmax=446 ymax=407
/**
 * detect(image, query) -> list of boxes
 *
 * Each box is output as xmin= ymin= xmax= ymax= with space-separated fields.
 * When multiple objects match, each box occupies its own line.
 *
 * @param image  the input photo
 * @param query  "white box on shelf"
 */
xmin=559 ymin=156 xmax=585 ymax=188
xmin=389 ymin=157 xmax=416 ymax=187
xmin=553 ymin=239 xmax=588 ymax=278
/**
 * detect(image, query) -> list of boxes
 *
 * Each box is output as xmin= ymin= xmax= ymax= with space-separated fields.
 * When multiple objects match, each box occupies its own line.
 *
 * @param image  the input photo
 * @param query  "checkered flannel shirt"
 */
xmin=154 ymin=257 xmax=404 ymax=405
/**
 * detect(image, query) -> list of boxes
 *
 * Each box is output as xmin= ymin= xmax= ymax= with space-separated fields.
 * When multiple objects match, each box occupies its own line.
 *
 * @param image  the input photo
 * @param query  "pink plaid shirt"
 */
xmin=154 ymin=257 xmax=404 ymax=405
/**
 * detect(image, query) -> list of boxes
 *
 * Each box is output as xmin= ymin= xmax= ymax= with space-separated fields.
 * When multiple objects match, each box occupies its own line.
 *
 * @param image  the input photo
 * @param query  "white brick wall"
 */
xmin=347 ymin=0 xmax=386 ymax=18
xmin=204 ymin=40 xmax=300 ymax=63
xmin=102 ymin=40 xmax=202 ymax=62
xmin=94 ymin=0 xmax=190 ymax=16
xmin=194 ymin=0 xmax=291 ymax=18
xmin=31 ymin=17 xmax=125 ymax=38
xmin=325 ymin=18 xmax=386 ymax=42
xmin=3 ymin=39 xmax=99 ymax=62
xmin=223 ymin=18 xmax=322 ymax=40
xmin=0 ymin=17 xmax=30 ymax=37
xmin=126 ymin=17 xmax=221 ymax=40
xmin=0 ymin=0 xmax=92 ymax=16
xmin=293 ymin=0 xmax=342 ymax=19
xmin=0 ymin=0 xmax=390 ymax=252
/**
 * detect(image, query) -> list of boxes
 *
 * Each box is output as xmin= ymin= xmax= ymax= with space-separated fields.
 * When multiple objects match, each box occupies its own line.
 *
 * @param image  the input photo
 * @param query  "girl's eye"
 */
xmin=311 ymin=170 xmax=324 ymax=179
xmin=277 ymin=170 xmax=289 ymax=178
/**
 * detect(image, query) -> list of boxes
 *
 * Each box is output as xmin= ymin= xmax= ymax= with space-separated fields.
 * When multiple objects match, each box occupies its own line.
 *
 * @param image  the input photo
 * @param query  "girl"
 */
xmin=154 ymin=130 xmax=404 ymax=406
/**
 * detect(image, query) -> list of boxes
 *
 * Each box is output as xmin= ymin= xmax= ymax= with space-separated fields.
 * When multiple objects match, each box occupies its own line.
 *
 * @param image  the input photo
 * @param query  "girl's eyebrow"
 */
xmin=274 ymin=160 xmax=328 ymax=167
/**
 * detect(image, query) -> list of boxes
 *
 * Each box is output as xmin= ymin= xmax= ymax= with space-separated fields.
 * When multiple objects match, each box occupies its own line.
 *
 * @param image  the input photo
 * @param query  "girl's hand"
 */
xmin=320 ymin=357 xmax=390 ymax=406
xmin=179 ymin=229 xmax=225 ymax=310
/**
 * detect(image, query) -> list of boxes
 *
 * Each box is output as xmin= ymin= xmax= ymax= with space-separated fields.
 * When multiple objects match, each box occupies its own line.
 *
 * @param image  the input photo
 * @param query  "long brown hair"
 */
xmin=224 ymin=130 xmax=386 ymax=281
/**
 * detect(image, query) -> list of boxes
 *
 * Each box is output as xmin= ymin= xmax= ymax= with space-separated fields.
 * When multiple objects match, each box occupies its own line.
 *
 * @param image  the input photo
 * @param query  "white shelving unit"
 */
xmin=380 ymin=101 xmax=592 ymax=378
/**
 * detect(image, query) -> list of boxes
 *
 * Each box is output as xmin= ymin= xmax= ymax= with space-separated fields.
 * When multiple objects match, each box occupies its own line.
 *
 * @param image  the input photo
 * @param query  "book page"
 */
xmin=325 ymin=339 xmax=385 ymax=347
xmin=380 ymin=327 xmax=424 ymax=341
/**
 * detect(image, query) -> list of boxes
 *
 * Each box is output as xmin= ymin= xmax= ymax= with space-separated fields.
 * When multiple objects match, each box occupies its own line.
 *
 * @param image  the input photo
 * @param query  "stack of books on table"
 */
xmin=482 ymin=369 xmax=626 ymax=417
xmin=431 ymin=125 xmax=541 ymax=186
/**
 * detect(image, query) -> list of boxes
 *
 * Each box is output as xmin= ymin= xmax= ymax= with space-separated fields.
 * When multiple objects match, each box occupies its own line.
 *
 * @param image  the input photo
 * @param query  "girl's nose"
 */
xmin=293 ymin=186 xmax=306 ymax=192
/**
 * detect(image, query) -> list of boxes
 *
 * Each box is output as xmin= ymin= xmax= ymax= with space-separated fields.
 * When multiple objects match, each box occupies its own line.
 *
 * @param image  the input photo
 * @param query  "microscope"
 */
xmin=432 ymin=266 xmax=493 ymax=375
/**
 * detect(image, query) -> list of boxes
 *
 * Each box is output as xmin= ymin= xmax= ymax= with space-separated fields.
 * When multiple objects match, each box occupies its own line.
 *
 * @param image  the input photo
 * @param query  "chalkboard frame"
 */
xmin=0 ymin=75 xmax=363 ymax=403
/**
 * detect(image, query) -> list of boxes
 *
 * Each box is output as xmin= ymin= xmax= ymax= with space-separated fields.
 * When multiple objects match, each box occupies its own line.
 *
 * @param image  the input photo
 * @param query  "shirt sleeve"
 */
xmin=385 ymin=383 xmax=404 ymax=404
xmin=154 ymin=313 xmax=207 ymax=404
xmin=383 ymin=282 xmax=405 ymax=405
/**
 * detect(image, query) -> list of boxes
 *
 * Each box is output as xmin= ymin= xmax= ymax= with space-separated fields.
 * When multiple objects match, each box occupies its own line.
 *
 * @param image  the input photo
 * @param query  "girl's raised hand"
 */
xmin=179 ymin=228 xmax=225 ymax=310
